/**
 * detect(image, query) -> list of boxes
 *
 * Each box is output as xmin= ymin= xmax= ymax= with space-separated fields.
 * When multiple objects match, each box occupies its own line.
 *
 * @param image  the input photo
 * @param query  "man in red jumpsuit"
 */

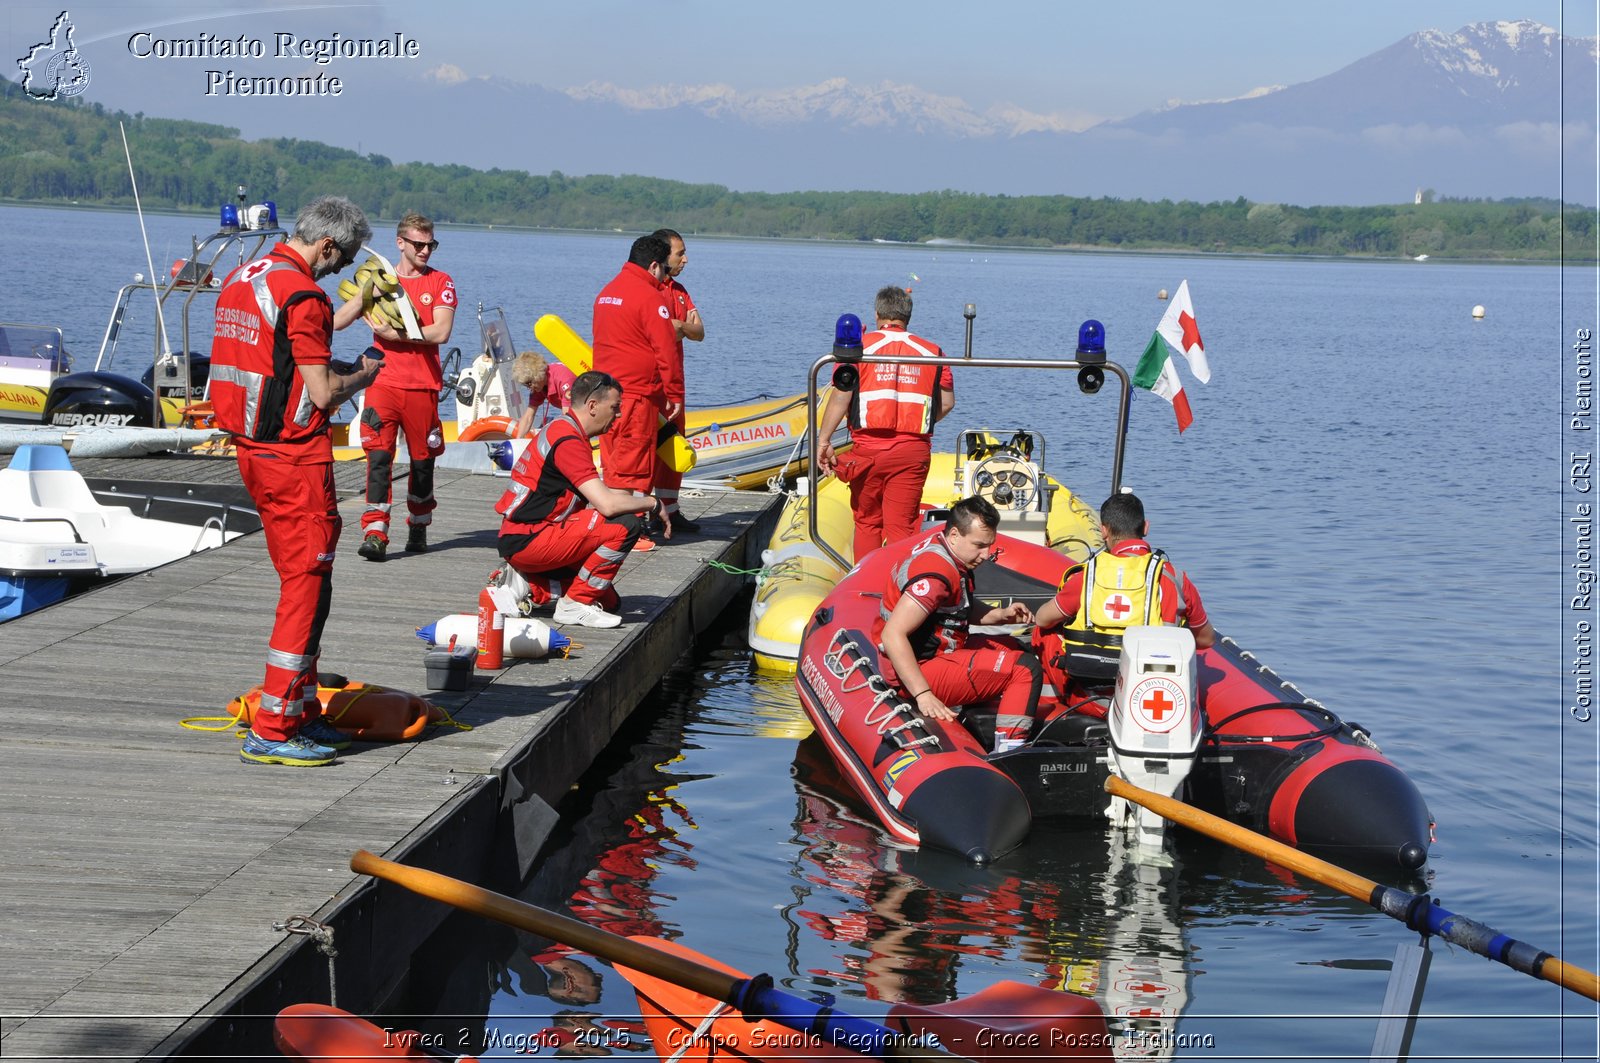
xmin=496 ymin=371 xmax=665 ymax=628
xmin=210 ymin=195 xmax=383 ymax=766
xmin=875 ymin=496 xmax=1042 ymax=753
xmin=1034 ymin=491 xmax=1214 ymax=695
xmin=334 ymin=211 xmax=456 ymax=561
xmin=650 ymin=228 xmax=704 ymax=534
xmin=591 ymin=234 xmax=678 ymax=550
xmin=817 ymin=286 xmax=954 ymax=562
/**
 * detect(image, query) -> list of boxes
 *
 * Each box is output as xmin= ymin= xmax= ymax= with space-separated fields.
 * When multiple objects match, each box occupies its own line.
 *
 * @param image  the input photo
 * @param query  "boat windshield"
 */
xmin=477 ymin=307 xmax=517 ymax=364
xmin=0 ymin=324 xmax=71 ymax=374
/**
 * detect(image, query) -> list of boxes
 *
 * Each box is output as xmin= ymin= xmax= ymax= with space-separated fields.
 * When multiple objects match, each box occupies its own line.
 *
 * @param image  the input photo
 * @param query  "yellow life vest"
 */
xmin=1054 ymin=548 xmax=1173 ymax=681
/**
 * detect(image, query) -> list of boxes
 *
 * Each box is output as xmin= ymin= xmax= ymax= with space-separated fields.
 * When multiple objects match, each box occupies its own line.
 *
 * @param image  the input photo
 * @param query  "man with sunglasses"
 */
xmin=210 ymin=195 xmax=384 ymax=766
xmin=335 ymin=211 xmax=457 ymax=561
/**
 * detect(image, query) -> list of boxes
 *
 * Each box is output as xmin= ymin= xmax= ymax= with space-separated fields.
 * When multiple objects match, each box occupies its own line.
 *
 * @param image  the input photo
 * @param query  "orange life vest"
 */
xmin=850 ymin=328 xmax=943 ymax=436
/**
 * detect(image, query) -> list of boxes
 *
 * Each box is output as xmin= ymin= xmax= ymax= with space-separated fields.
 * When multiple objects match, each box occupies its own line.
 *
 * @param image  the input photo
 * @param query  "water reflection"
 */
xmin=789 ymin=735 xmax=1192 ymax=1060
xmin=408 ymin=639 xmax=1454 ymax=1060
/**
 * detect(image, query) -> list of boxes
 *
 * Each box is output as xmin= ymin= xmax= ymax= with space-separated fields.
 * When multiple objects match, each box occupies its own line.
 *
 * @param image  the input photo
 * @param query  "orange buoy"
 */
xmin=227 ymin=677 xmax=446 ymax=742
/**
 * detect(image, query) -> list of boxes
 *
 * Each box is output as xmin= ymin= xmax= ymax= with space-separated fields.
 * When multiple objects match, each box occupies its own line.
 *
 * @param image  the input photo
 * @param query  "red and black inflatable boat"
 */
xmin=794 ymin=529 xmax=1433 ymax=870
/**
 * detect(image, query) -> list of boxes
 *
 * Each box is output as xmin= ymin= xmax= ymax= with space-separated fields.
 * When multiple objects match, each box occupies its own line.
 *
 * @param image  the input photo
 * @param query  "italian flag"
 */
xmin=1134 ymin=333 xmax=1194 ymax=433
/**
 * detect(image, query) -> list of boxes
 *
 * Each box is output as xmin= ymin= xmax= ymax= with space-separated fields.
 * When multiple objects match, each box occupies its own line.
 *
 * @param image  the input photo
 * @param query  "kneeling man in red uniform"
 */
xmin=875 ymin=496 xmax=1043 ymax=753
xmin=495 ymin=371 xmax=666 ymax=629
xmin=210 ymin=195 xmax=383 ymax=767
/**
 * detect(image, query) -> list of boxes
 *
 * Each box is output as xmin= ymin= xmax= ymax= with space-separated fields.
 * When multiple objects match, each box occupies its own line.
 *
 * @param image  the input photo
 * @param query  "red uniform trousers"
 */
xmin=652 ymin=407 xmax=687 ymax=515
xmin=914 ymin=635 xmax=1043 ymax=746
xmin=847 ymin=439 xmax=932 ymax=561
xmin=502 ymin=508 xmax=643 ymax=607
xmin=600 ymin=394 xmax=659 ymax=494
xmin=359 ymin=384 xmax=444 ymax=542
xmin=237 ymin=449 xmax=340 ymax=741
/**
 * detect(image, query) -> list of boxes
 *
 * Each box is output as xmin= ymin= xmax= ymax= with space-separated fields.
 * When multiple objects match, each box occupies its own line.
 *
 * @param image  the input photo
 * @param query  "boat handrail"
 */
xmin=94 ymin=225 xmax=288 ymax=425
xmin=804 ymin=351 xmax=1131 ymax=572
xmin=0 ymin=511 xmax=88 ymax=542
xmin=188 ymin=513 xmax=229 ymax=554
xmin=93 ymin=486 xmax=257 ymax=537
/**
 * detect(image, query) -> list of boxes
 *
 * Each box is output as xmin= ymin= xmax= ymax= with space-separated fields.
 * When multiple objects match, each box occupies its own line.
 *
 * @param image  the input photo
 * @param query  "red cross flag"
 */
xmin=1157 ymin=280 xmax=1209 ymax=383
xmin=1133 ymin=280 xmax=1209 ymax=434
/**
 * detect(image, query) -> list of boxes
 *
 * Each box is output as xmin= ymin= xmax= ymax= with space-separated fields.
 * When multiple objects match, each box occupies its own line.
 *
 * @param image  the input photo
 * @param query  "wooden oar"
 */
xmin=349 ymin=851 xmax=963 ymax=1062
xmin=1104 ymin=776 xmax=1600 ymax=1002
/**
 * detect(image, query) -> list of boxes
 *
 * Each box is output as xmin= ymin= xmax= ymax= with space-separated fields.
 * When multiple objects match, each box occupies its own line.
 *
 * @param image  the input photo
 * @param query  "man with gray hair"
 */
xmin=211 ymin=195 xmax=384 ymax=766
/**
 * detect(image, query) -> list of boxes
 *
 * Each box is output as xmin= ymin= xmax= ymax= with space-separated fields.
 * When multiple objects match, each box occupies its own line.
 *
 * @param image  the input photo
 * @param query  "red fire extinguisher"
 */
xmin=477 ymin=585 xmax=504 ymax=670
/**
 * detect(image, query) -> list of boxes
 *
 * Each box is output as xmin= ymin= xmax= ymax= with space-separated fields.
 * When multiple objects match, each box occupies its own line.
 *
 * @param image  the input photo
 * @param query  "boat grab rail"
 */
xmin=96 ymin=487 xmax=257 ymax=539
xmin=824 ymin=632 xmax=942 ymax=749
xmin=0 ymin=511 xmax=88 ymax=542
xmin=805 ymin=349 xmax=1132 ymax=571
xmin=188 ymin=513 xmax=228 ymax=555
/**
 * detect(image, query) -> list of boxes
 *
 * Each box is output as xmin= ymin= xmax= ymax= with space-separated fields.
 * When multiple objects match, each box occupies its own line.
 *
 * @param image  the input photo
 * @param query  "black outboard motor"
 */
xmin=42 ymin=372 xmax=159 ymax=428
xmin=141 ymin=353 xmax=212 ymax=400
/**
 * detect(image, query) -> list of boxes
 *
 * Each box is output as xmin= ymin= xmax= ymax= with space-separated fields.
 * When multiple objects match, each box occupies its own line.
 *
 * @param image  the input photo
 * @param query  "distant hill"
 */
xmin=0 ymin=75 xmax=1588 ymax=262
xmin=239 ymin=19 xmax=1592 ymax=206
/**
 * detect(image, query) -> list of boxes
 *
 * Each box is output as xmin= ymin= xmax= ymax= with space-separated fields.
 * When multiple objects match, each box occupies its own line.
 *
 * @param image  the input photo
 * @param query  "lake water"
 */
xmin=5 ymin=204 xmax=1596 ymax=1060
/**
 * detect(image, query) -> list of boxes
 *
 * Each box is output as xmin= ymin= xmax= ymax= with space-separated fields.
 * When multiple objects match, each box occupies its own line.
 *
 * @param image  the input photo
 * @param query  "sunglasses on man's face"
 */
xmin=400 ymin=235 xmax=439 ymax=252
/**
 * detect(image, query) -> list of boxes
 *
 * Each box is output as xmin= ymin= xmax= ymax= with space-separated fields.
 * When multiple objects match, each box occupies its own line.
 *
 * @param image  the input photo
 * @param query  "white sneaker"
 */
xmin=487 ymin=567 xmax=534 ymax=616
xmin=553 ymin=596 xmax=622 ymax=629
xmin=992 ymin=737 xmax=1027 ymax=755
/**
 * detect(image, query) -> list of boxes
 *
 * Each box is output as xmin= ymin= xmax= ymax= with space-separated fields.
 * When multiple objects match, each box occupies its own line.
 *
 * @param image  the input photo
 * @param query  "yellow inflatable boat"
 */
xmin=747 ymin=430 xmax=1103 ymax=674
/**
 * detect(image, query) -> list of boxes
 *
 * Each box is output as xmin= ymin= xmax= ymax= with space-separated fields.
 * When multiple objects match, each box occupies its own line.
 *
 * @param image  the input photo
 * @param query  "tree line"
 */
xmin=2 ymin=80 xmax=1591 ymax=261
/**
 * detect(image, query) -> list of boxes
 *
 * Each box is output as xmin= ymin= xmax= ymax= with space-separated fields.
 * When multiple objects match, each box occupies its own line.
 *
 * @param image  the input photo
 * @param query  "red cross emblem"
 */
xmin=1142 ymin=689 xmax=1173 ymax=721
xmin=1103 ymin=593 xmax=1132 ymax=620
xmin=1117 ymin=978 xmax=1173 ymax=995
xmin=1129 ymin=677 xmax=1186 ymax=734
xmin=1179 ymin=309 xmax=1202 ymax=352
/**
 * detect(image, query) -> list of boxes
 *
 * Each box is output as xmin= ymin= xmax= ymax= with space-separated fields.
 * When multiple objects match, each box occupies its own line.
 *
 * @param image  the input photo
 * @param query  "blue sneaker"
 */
xmin=299 ymin=717 xmax=353 ymax=751
xmin=240 ymin=729 xmax=336 ymax=766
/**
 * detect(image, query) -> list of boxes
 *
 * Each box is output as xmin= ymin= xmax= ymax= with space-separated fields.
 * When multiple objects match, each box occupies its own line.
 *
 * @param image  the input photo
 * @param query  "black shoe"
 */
xmin=358 ymin=534 xmax=387 ymax=562
xmin=669 ymin=512 xmax=701 ymax=535
xmin=405 ymin=526 xmax=428 ymax=554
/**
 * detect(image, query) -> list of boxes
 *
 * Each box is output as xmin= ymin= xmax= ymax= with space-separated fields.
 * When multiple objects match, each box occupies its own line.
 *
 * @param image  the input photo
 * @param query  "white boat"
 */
xmin=0 ymin=444 xmax=256 ymax=620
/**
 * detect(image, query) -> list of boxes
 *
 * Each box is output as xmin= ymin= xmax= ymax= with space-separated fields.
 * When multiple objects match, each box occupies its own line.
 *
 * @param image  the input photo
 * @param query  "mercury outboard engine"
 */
xmin=141 ymin=353 xmax=212 ymax=401
xmin=42 ymin=372 xmax=159 ymax=428
xmin=1106 ymin=625 xmax=1202 ymax=852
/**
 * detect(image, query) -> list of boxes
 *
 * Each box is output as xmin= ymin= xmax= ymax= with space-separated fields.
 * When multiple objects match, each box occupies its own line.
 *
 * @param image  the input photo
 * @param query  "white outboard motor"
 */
xmin=1106 ymin=625 xmax=1201 ymax=852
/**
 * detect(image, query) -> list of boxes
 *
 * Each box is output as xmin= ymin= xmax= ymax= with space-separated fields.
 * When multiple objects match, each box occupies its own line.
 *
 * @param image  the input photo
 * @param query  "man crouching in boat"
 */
xmin=1034 ymin=491 xmax=1215 ymax=701
xmin=494 ymin=371 xmax=665 ymax=629
xmin=876 ymin=496 xmax=1042 ymax=753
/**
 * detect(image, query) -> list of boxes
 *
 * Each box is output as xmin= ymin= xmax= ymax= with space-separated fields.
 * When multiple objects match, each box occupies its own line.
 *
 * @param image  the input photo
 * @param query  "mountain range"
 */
xmin=63 ymin=18 xmax=1600 ymax=206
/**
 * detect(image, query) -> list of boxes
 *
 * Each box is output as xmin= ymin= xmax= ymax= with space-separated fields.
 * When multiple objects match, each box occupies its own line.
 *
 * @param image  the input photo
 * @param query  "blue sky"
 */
xmin=7 ymin=2 xmax=1596 ymax=130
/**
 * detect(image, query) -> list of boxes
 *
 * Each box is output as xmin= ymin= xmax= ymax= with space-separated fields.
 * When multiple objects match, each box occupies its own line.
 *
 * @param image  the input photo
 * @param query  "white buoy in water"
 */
xmin=1158 ymin=289 xmax=1169 ymax=300
xmin=1472 ymin=305 xmax=1486 ymax=319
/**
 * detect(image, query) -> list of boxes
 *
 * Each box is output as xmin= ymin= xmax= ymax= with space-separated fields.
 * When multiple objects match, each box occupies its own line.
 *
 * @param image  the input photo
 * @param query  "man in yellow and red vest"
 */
xmin=817 ymin=286 xmax=954 ymax=562
xmin=209 ymin=195 xmax=383 ymax=767
xmin=496 ymin=371 xmax=664 ymax=629
xmin=1034 ymin=491 xmax=1215 ymax=698
xmin=334 ymin=211 xmax=457 ymax=561
xmin=874 ymin=496 xmax=1042 ymax=753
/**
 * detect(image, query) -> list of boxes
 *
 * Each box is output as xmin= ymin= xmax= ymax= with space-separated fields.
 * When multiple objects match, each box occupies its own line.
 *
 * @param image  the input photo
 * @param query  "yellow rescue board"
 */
xmin=533 ymin=313 xmax=696 ymax=473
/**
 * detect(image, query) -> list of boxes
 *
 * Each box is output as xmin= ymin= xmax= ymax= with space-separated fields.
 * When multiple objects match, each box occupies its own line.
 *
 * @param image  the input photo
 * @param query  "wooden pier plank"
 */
xmin=0 ymin=453 xmax=782 ymax=1060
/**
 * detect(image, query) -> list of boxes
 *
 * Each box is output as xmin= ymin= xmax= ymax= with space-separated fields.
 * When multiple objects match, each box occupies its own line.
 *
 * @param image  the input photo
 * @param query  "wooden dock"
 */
xmin=0 ymin=453 xmax=782 ymax=1060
